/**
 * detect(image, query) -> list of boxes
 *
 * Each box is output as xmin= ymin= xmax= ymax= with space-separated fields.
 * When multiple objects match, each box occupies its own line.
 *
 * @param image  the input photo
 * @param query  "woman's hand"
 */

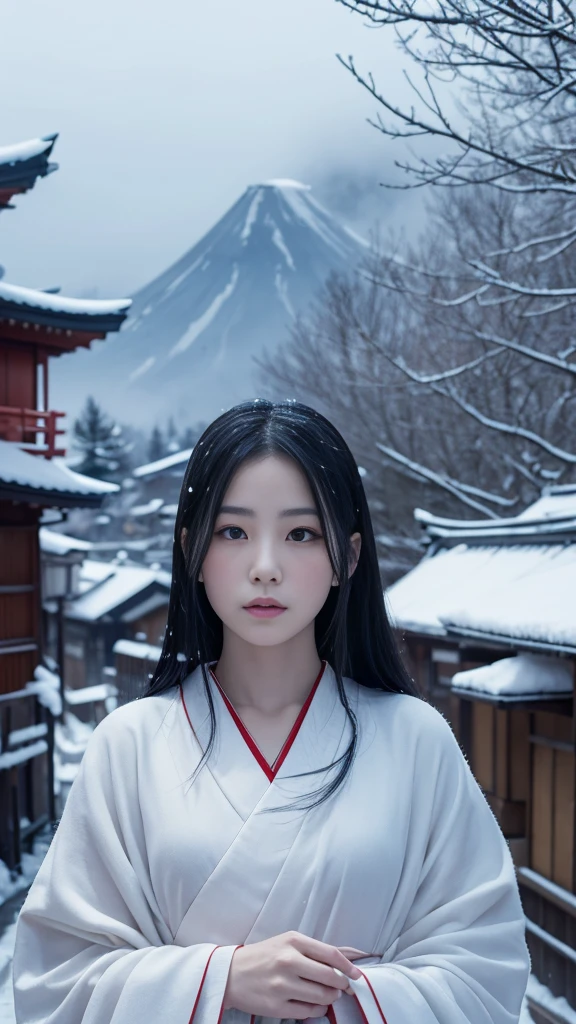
xmin=335 ymin=946 xmax=372 ymax=997
xmin=223 ymin=930 xmax=364 ymax=1019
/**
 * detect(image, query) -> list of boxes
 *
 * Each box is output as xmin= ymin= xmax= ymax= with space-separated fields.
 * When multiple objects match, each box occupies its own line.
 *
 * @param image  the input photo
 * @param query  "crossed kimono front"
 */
xmin=12 ymin=660 xmax=531 ymax=1024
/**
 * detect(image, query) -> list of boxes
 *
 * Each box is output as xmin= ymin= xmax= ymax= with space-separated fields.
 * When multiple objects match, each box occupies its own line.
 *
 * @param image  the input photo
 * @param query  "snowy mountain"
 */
xmin=51 ymin=180 xmax=366 ymax=429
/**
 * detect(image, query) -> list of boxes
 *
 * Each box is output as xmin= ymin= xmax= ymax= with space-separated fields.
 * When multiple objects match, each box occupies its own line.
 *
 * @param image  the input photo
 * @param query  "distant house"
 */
xmin=61 ymin=557 xmax=171 ymax=701
xmin=387 ymin=484 xmax=576 ymax=1024
xmin=113 ymin=637 xmax=163 ymax=706
xmin=132 ymin=448 xmax=193 ymax=503
xmin=0 ymin=133 xmax=130 ymax=872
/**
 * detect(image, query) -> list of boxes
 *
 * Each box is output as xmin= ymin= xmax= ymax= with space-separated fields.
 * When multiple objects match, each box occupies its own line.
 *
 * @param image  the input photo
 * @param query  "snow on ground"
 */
xmin=0 ymin=832 xmax=52 ymax=910
xmin=525 ymin=976 xmax=576 ymax=1023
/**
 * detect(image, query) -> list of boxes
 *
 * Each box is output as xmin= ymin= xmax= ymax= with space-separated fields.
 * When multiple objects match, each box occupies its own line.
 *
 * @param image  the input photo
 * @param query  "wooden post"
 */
xmin=56 ymin=594 xmax=66 ymax=722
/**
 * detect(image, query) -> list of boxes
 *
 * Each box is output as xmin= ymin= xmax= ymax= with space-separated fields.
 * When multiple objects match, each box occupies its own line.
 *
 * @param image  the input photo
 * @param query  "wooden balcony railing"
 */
xmin=0 ymin=406 xmax=66 ymax=457
xmin=0 ymin=687 xmax=55 ymax=871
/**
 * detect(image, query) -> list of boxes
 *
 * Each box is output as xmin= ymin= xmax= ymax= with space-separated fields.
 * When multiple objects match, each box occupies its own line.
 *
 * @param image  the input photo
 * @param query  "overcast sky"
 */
xmin=1 ymin=0 xmax=427 ymax=298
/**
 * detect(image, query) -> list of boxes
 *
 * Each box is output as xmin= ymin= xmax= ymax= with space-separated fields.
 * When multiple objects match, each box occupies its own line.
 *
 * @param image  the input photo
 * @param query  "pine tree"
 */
xmin=178 ymin=425 xmax=197 ymax=450
xmin=166 ymin=416 xmax=179 ymax=453
xmin=147 ymin=425 xmax=165 ymax=463
xmin=72 ymin=396 xmax=133 ymax=480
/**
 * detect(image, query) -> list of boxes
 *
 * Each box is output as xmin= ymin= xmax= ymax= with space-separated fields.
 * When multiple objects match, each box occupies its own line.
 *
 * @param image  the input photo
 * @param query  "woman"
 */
xmin=13 ymin=399 xmax=531 ymax=1024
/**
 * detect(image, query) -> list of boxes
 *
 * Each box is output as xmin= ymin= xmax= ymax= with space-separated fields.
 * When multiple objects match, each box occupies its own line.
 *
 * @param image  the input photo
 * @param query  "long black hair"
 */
xmin=144 ymin=398 xmax=420 ymax=810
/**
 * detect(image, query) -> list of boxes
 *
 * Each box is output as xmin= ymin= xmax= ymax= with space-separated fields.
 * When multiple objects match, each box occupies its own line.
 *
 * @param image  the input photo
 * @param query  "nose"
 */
xmin=248 ymin=538 xmax=282 ymax=584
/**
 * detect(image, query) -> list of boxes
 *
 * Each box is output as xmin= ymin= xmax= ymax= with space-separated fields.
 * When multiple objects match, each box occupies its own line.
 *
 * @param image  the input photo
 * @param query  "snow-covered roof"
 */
xmin=516 ymin=486 xmax=576 ymax=522
xmin=414 ymin=485 xmax=576 ymax=542
xmin=388 ymin=542 xmax=576 ymax=651
xmin=113 ymin=638 xmax=163 ymax=661
xmin=77 ymin=560 xmax=115 ymax=590
xmin=388 ymin=487 xmax=576 ymax=653
xmin=129 ymin=497 xmax=165 ymax=516
xmin=39 ymin=527 xmax=93 ymax=555
xmin=0 ymin=136 xmax=56 ymax=167
xmin=133 ymin=448 xmax=193 ymax=477
xmin=67 ymin=559 xmax=171 ymax=621
xmin=0 ymin=440 xmax=119 ymax=507
xmin=451 ymin=653 xmax=573 ymax=698
xmin=0 ymin=281 xmax=131 ymax=317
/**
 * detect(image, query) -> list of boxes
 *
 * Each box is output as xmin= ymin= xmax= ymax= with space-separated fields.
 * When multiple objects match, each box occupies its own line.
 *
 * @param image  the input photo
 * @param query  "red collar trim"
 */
xmin=208 ymin=660 xmax=327 ymax=782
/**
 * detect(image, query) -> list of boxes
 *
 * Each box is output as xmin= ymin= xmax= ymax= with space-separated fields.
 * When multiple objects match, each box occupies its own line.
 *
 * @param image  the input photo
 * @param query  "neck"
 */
xmin=212 ymin=628 xmax=323 ymax=714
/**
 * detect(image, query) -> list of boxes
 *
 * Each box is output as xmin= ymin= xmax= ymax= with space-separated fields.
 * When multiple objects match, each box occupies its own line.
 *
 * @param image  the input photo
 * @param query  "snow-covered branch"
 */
xmin=375 ymin=441 xmax=512 ymax=516
xmin=334 ymin=1 xmax=576 ymax=192
xmin=438 ymin=384 xmax=576 ymax=464
xmin=469 ymin=328 xmax=576 ymax=377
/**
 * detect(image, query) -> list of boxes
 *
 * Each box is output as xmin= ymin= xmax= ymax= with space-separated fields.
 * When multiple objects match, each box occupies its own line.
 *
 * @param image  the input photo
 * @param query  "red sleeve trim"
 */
xmin=357 ymin=969 xmax=389 ymax=1024
xmin=188 ymin=945 xmax=220 ymax=1024
xmin=328 ymin=972 xmax=389 ymax=1024
xmin=328 ymin=991 xmax=371 ymax=1024
xmin=187 ymin=944 xmax=243 ymax=1024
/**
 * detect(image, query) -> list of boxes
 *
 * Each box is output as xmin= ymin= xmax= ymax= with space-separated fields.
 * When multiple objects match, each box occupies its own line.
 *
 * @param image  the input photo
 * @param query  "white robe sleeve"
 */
xmin=334 ymin=702 xmax=531 ymax=1024
xmin=12 ymin=709 xmax=240 ymax=1024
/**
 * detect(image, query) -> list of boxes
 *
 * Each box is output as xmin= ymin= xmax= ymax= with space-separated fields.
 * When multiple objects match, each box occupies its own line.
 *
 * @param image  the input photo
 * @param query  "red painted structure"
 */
xmin=0 ymin=133 xmax=131 ymax=870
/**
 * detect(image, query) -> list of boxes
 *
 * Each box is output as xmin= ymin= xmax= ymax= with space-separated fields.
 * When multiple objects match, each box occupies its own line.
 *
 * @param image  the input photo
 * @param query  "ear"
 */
xmin=348 ymin=532 xmax=361 ymax=578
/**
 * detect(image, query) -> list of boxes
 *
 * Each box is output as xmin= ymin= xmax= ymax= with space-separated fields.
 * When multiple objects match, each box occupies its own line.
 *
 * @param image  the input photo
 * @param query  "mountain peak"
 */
xmin=259 ymin=179 xmax=311 ymax=191
xmin=51 ymin=177 xmax=367 ymax=428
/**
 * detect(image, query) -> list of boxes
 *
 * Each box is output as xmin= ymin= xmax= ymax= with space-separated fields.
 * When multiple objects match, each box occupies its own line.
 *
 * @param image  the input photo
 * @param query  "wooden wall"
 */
xmin=0 ymin=502 xmax=41 ymax=695
xmin=401 ymin=635 xmax=576 ymax=892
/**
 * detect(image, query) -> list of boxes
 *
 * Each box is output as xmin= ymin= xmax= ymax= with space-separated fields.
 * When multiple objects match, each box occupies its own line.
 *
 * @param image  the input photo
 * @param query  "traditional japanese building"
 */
xmin=0 ymin=134 xmax=58 ymax=212
xmin=387 ymin=486 xmax=576 ymax=1024
xmin=0 ymin=133 xmax=131 ymax=873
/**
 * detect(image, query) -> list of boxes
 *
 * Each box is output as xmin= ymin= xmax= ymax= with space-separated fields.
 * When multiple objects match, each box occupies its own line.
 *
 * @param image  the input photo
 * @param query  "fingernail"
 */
xmin=351 ymin=968 xmax=362 ymax=979
xmin=336 ymin=991 xmax=342 ymax=999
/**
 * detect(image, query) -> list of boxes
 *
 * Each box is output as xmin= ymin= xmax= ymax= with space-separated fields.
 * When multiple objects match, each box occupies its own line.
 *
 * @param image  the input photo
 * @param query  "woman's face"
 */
xmin=185 ymin=454 xmax=361 ymax=649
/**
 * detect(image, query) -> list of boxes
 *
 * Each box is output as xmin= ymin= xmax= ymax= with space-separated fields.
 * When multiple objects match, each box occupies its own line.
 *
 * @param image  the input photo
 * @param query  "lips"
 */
xmin=243 ymin=600 xmax=287 ymax=618
xmin=244 ymin=600 xmax=286 ymax=609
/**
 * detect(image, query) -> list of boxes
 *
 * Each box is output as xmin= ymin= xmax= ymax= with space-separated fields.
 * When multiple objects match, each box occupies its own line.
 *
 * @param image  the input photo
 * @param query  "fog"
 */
xmin=1 ymin=0 xmax=427 ymax=299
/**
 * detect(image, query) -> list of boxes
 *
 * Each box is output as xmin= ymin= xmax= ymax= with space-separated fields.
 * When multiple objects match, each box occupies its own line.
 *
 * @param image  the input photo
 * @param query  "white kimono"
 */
xmin=13 ymin=660 xmax=531 ymax=1024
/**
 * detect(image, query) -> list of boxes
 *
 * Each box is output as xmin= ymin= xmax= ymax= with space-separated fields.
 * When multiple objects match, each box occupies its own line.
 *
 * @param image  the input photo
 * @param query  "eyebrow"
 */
xmin=217 ymin=505 xmax=320 ymax=518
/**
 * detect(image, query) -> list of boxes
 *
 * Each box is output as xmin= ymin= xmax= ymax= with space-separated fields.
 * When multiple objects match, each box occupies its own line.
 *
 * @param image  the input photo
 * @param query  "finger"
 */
xmin=289 ymin=978 xmax=346 ymax=1004
xmin=294 ymin=955 xmax=351 ymax=992
xmin=336 ymin=946 xmax=372 ymax=960
xmin=292 ymin=935 xmax=362 ymax=979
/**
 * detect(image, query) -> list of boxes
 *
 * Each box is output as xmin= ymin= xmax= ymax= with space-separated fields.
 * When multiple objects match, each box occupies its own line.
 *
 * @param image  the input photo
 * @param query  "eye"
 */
xmin=217 ymin=526 xmax=246 ymax=540
xmin=215 ymin=526 xmax=320 ymax=542
xmin=289 ymin=528 xmax=319 ymax=542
